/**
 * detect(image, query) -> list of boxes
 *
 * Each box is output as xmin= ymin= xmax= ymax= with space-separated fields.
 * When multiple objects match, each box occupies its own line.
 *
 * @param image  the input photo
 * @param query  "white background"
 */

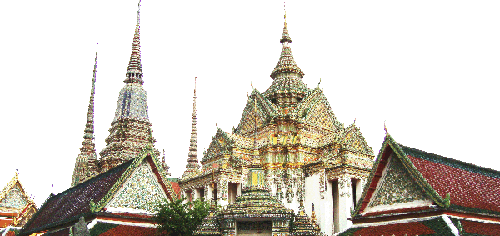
xmin=1 ymin=0 xmax=499 ymax=207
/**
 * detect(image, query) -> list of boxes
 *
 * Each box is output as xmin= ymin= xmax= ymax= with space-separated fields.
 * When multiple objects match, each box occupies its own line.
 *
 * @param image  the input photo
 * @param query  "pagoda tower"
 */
xmin=180 ymin=8 xmax=375 ymax=235
xmin=181 ymin=77 xmax=200 ymax=179
xmin=99 ymin=2 xmax=160 ymax=172
xmin=71 ymin=53 xmax=99 ymax=186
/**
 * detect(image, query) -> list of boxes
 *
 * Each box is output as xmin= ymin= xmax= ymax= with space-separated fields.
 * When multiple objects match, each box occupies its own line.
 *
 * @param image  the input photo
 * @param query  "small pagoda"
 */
xmin=194 ymin=167 xmax=321 ymax=236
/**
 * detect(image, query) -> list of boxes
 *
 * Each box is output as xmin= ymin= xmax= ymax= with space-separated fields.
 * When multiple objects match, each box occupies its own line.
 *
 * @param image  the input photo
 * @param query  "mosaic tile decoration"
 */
xmin=108 ymin=160 xmax=167 ymax=212
xmin=0 ymin=184 xmax=27 ymax=209
xmin=369 ymin=154 xmax=427 ymax=207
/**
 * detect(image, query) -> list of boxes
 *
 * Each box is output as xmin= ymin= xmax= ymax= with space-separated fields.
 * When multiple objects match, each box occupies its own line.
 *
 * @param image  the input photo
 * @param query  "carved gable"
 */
xmin=367 ymin=154 xmax=429 ymax=209
xmin=235 ymin=90 xmax=277 ymax=135
xmin=297 ymin=89 xmax=342 ymax=132
xmin=107 ymin=160 xmax=168 ymax=212
xmin=0 ymin=184 xmax=28 ymax=209
xmin=343 ymin=124 xmax=374 ymax=156
xmin=202 ymin=129 xmax=234 ymax=163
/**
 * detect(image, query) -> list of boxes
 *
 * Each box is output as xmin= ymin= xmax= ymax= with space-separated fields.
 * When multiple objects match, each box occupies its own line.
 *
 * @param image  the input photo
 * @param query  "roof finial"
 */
xmin=137 ymin=0 xmax=141 ymax=25
xmin=384 ymin=120 xmax=388 ymax=134
xmin=280 ymin=1 xmax=292 ymax=44
xmin=194 ymin=77 xmax=197 ymax=97
xmin=284 ymin=1 xmax=287 ymax=24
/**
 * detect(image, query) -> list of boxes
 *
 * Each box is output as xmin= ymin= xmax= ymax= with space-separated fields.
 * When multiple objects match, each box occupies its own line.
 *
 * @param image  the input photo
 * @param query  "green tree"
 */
xmin=154 ymin=198 xmax=210 ymax=236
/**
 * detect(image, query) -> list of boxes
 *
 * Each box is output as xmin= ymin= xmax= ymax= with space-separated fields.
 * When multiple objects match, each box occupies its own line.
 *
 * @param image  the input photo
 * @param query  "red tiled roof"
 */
xmin=349 ymin=222 xmax=435 ymax=236
xmin=6 ymin=231 xmax=16 ymax=236
xmin=99 ymin=225 xmax=156 ymax=236
xmin=110 ymin=212 xmax=152 ymax=219
xmin=403 ymin=146 xmax=500 ymax=214
xmin=170 ymin=182 xmax=181 ymax=198
xmin=461 ymin=219 xmax=500 ymax=235
xmin=22 ymin=160 xmax=134 ymax=234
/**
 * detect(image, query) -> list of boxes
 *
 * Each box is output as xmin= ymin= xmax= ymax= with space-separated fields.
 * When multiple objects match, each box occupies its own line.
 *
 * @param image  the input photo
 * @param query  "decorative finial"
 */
xmin=384 ymin=120 xmax=388 ymax=134
xmin=251 ymin=81 xmax=253 ymax=90
xmin=317 ymin=78 xmax=321 ymax=87
xmin=162 ymin=149 xmax=166 ymax=163
xmin=354 ymin=118 xmax=356 ymax=124
xmin=284 ymin=1 xmax=287 ymax=23
xmin=194 ymin=77 xmax=197 ymax=97
xmin=137 ymin=0 xmax=141 ymax=25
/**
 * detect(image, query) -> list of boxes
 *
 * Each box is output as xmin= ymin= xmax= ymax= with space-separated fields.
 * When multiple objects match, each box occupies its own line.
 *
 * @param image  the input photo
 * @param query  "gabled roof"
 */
xmin=0 ymin=173 xmax=31 ymax=210
xmin=342 ymin=122 xmax=374 ymax=156
xmin=21 ymin=152 xmax=177 ymax=235
xmin=296 ymin=88 xmax=341 ymax=130
xmin=354 ymin=135 xmax=500 ymax=218
xmin=235 ymin=89 xmax=277 ymax=135
xmin=201 ymin=128 xmax=234 ymax=164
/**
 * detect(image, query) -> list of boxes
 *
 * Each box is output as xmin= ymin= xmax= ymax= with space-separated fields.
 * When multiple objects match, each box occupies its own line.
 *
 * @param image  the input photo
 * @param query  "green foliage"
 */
xmin=154 ymin=198 xmax=210 ymax=236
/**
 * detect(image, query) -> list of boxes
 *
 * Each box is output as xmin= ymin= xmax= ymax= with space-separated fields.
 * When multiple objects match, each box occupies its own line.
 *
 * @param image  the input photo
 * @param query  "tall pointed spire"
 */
xmin=124 ymin=0 xmax=143 ymax=85
xmin=182 ymin=77 xmax=200 ymax=179
xmin=72 ymin=53 xmax=99 ymax=186
xmin=265 ymin=6 xmax=308 ymax=106
xmin=100 ymin=1 xmax=160 ymax=171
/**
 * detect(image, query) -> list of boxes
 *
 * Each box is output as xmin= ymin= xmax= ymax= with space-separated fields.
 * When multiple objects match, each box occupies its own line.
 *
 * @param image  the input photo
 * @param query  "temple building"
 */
xmin=179 ymin=12 xmax=375 ymax=235
xmin=0 ymin=173 xmax=37 ymax=234
xmin=20 ymin=2 xmax=178 ymax=235
xmin=339 ymin=135 xmax=500 ymax=236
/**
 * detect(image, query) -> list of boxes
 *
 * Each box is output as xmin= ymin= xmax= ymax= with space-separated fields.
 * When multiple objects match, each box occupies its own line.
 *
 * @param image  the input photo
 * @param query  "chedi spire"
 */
xmin=182 ymin=77 xmax=200 ymax=179
xmin=124 ymin=0 xmax=143 ymax=85
xmin=99 ymin=1 xmax=160 ymax=171
xmin=71 ymin=53 xmax=99 ymax=186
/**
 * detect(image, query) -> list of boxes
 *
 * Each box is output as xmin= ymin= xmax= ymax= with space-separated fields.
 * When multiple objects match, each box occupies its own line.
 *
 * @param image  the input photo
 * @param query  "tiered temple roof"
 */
xmin=99 ymin=2 xmax=160 ymax=171
xmin=71 ymin=53 xmax=100 ymax=187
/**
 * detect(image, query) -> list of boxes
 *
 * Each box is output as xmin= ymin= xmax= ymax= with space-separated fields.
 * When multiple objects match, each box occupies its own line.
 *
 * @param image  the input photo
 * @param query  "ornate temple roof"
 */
xmin=20 ymin=152 xmax=178 ymax=235
xmin=0 ymin=172 xmax=37 ymax=228
xmin=354 ymin=134 xmax=500 ymax=218
xmin=72 ymin=53 xmax=99 ymax=187
xmin=182 ymin=77 xmax=201 ymax=179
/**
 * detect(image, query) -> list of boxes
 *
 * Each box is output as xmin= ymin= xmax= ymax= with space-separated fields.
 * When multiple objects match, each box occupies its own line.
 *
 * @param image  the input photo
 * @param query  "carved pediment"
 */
xmin=297 ymin=88 xmax=342 ymax=132
xmin=235 ymin=90 xmax=277 ymax=136
xmin=365 ymin=153 xmax=431 ymax=213
xmin=107 ymin=160 xmax=168 ymax=212
xmin=202 ymin=128 xmax=234 ymax=163
xmin=342 ymin=123 xmax=374 ymax=156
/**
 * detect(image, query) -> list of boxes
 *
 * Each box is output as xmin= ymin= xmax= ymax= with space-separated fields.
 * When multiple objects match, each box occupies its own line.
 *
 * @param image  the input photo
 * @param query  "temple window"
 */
xmin=228 ymin=182 xmax=239 ymax=204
